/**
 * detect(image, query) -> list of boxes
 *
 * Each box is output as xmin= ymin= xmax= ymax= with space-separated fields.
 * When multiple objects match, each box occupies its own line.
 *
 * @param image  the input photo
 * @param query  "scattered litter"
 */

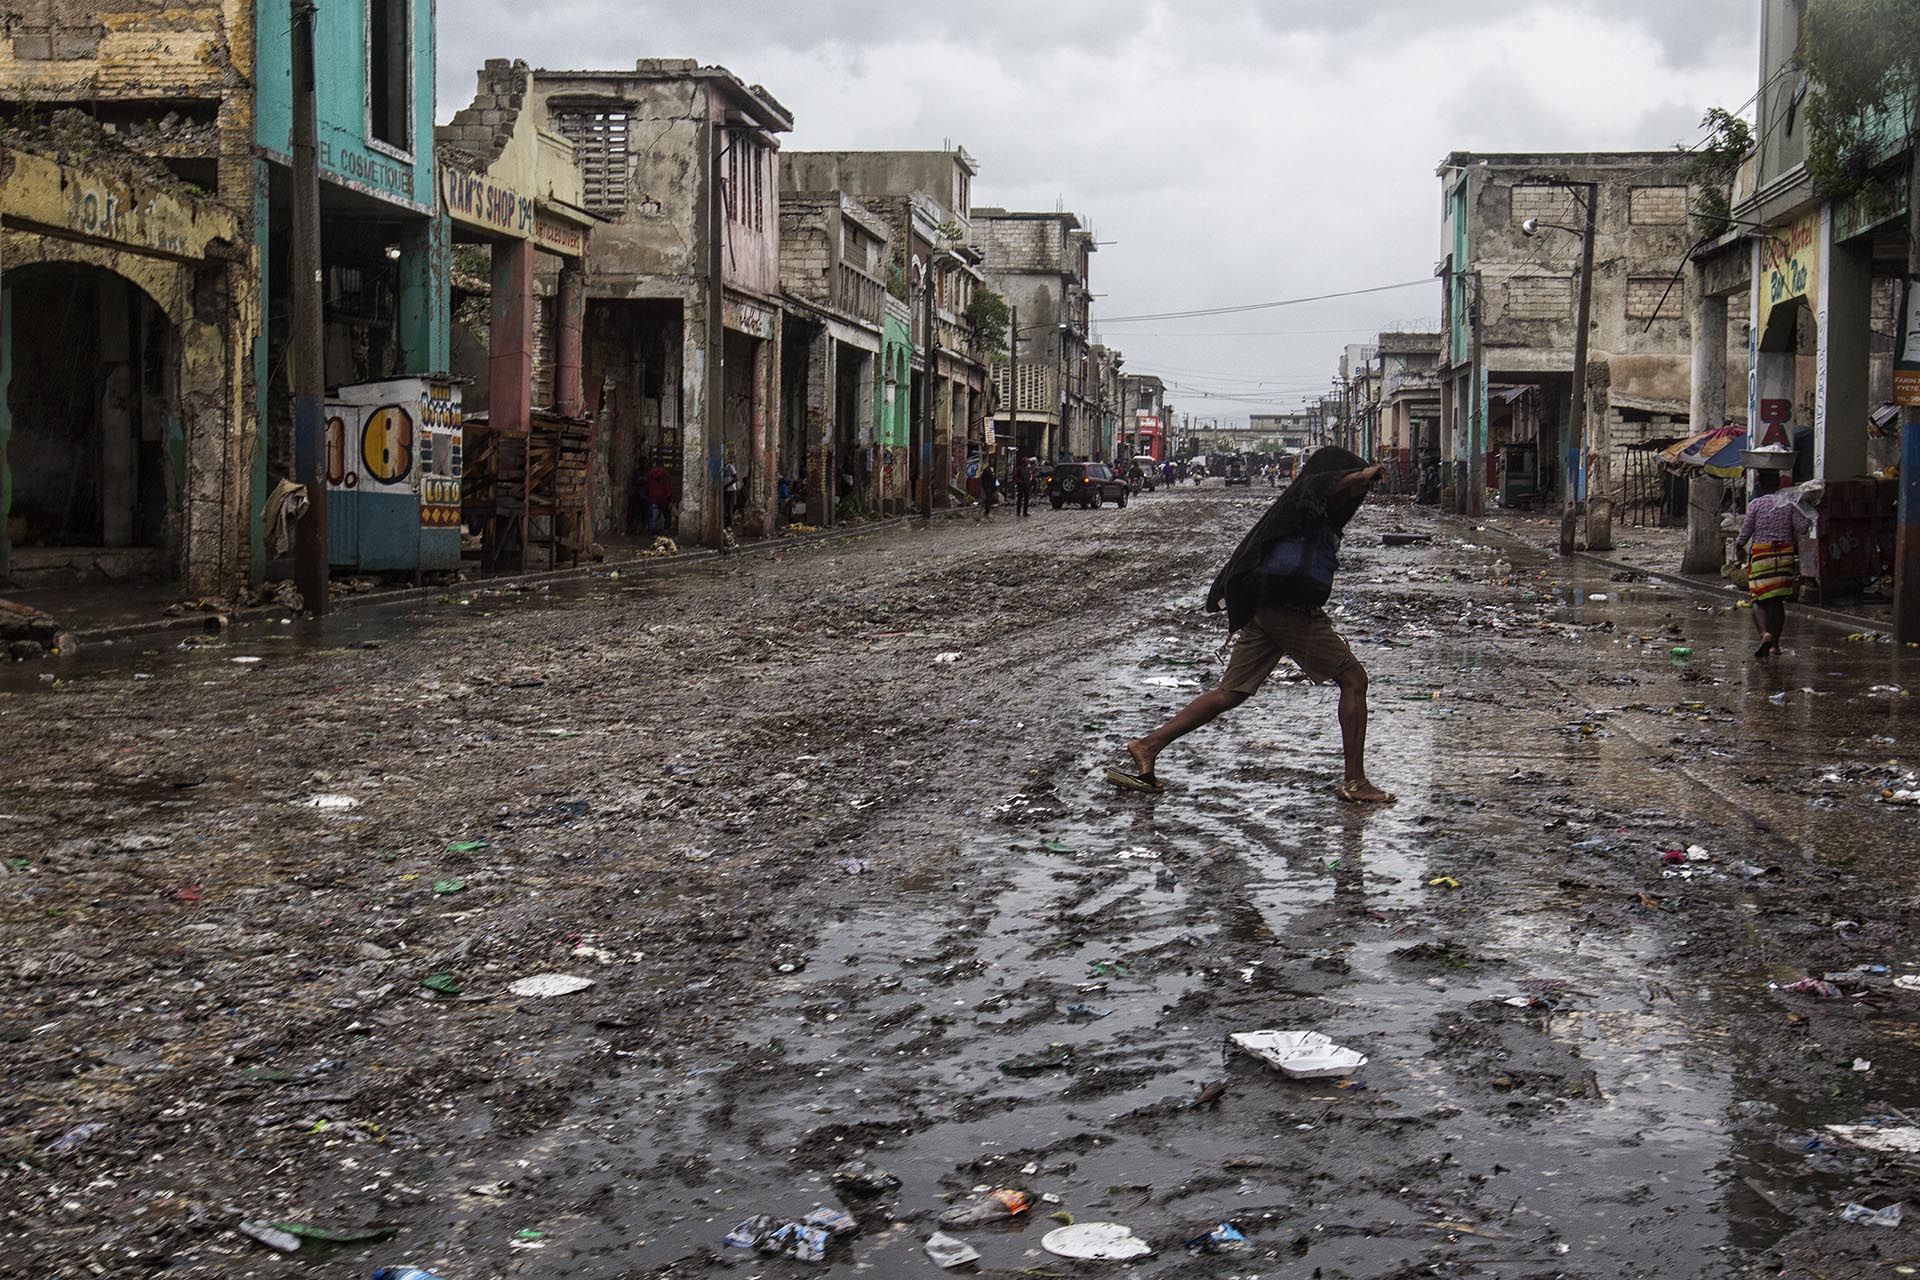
xmin=1184 ymin=1222 xmax=1248 ymax=1253
xmin=1839 ymin=1202 xmax=1904 ymax=1228
xmin=1773 ymin=978 xmax=1843 ymax=999
xmin=508 ymin=974 xmax=595 ymax=998
xmin=1043 ymin=1221 xmax=1153 ymax=1261
xmin=445 ymin=839 xmax=489 ymax=853
xmin=924 ymin=1230 xmax=981 ymax=1268
xmin=725 ymin=1206 xmax=857 ymax=1262
xmin=1588 ymin=593 xmax=1609 ymax=602
xmin=1086 ymin=958 xmax=1130 ymax=977
xmin=1193 ymin=1080 xmax=1228 ymax=1108
xmin=431 ymin=879 xmax=466 ymax=895
xmin=302 ymin=794 xmax=359 ymax=810
xmin=269 ymin=1222 xmax=400 ymax=1244
xmin=1427 ymin=876 xmax=1462 ymax=891
xmin=1828 ymin=1124 xmax=1920 ymax=1154
xmin=839 ymin=858 xmax=869 ymax=875
xmin=1062 ymin=1002 xmax=1113 ymax=1019
xmin=934 ymin=652 xmax=962 ymax=664
xmin=1043 ymin=839 xmax=1078 ymax=854
xmin=1853 ymin=1059 xmax=1873 ymax=1072
xmin=230 ymin=655 xmax=263 ymax=664
xmin=419 ymin=974 xmax=462 ymax=995
xmin=1897 ymin=976 xmax=1920 ymax=993
xmin=831 ymin=1159 xmax=901 ymax=1196
xmin=1381 ymin=532 xmax=1432 ymax=546
xmin=236 ymin=1220 xmax=302 ymax=1253
xmin=680 ymin=846 xmax=713 ymax=862
xmin=938 ymin=1188 xmax=1030 ymax=1227
xmin=371 ymin=1270 xmax=445 ymax=1280
xmin=44 ymin=1122 xmax=105 ymax=1155
xmin=1228 ymin=1029 xmax=1368 ymax=1078
xmin=510 ymin=1228 xmax=546 ymax=1250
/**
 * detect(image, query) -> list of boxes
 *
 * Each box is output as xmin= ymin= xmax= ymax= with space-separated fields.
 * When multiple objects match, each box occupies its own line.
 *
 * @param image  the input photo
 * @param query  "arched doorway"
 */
xmin=5 ymin=262 xmax=175 ymax=563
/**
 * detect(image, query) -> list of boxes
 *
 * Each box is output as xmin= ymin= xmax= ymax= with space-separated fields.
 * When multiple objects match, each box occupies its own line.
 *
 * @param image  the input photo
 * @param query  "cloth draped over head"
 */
xmin=1205 ymin=446 xmax=1370 ymax=633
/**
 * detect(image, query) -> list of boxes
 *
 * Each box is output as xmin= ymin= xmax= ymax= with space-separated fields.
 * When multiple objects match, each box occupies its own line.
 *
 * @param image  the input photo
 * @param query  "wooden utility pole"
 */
xmin=289 ymin=0 xmax=328 ymax=615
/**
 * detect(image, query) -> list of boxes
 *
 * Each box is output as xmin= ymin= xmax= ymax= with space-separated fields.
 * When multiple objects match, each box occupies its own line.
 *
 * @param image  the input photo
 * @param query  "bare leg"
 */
xmin=1335 ymin=664 xmax=1393 ymax=802
xmin=1129 ymin=687 xmax=1249 ymax=776
xmin=1759 ymin=599 xmax=1786 ymax=656
xmin=1749 ymin=595 xmax=1771 ymax=652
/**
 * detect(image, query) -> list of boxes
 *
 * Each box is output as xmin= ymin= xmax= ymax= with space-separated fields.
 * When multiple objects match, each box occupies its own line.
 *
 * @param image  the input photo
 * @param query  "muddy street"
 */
xmin=4 ymin=488 xmax=1919 ymax=1279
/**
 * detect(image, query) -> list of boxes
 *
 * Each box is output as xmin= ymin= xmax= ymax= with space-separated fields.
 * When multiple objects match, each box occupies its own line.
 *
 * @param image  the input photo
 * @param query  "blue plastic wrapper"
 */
xmin=1185 ymin=1221 xmax=1248 ymax=1253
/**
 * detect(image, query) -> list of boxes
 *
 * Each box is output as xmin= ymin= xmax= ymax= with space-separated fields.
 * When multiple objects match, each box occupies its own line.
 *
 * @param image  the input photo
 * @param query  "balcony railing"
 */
xmin=835 ymin=261 xmax=885 ymax=327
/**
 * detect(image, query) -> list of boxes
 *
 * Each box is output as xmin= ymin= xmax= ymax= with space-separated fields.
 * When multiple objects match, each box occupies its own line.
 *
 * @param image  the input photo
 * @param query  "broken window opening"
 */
xmin=368 ymin=0 xmax=412 ymax=153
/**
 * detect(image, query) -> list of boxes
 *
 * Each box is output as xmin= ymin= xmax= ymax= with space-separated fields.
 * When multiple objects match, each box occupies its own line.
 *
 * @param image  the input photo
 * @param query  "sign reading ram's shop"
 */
xmin=443 ymin=166 xmax=537 ymax=238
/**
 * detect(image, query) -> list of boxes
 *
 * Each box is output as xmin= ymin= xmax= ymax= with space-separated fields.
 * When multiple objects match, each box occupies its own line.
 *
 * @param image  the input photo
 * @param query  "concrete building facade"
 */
xmin=1376 ymin=331 xmax=1444 ymax=480
xmin=781 ymin=149 xmax=988 ymax=508
xmin=1121 ymin=373 xmax=1168 ymax=461
xmin=1436 ymin=151 xmax=1719 ymax=517
xmin=972 ymin=208 xmax=1096 ymax=462
xmin=526 ymin=59 xmax=792 ymax=544
xmin=777 ymin=190 xmax=885 ymax=522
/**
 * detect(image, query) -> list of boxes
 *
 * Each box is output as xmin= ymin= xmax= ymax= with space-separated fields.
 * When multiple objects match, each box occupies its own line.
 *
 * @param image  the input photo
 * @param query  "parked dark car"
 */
xmin=1047 ymin=462 xmax=1129 ymax=509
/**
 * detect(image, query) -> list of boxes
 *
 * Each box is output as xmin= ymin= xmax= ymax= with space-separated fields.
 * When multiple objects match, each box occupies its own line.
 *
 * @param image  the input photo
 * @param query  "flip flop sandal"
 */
xmin=1105 ymin=765 xmax=1165 ymax=794
xmin=1336 ymin=781 xmax=1396 ymax=805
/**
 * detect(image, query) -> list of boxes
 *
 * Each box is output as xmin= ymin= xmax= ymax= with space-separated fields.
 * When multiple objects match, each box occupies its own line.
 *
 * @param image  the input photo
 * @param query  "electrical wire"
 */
xmin=1097 ymin=278 xmax=1433 ymax=324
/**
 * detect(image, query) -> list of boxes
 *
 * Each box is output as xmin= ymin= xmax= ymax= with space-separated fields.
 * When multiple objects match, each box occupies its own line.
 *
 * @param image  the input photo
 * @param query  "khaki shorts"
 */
xmin=1219 ymin=607 xmax=1360 ymax=694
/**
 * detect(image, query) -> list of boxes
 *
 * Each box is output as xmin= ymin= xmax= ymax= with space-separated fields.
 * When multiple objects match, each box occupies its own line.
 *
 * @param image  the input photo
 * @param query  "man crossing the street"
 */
xmin=1106 ymin=446 xmax=1394 ymax=804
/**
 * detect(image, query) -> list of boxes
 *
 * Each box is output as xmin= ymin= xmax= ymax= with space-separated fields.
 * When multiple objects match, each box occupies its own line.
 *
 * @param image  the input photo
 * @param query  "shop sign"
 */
xmin=533 ymin=214 xmax=587 ymax=257
xmin=1896 ymin=274 xmax=1920 ymax=407
xmin=724 ymin=297 xmax=776 ymax=340
xmin=442 ymin=166 xmax=534 ymax=238
xmin=1759 ymin=211 xmax=1820 ymax=334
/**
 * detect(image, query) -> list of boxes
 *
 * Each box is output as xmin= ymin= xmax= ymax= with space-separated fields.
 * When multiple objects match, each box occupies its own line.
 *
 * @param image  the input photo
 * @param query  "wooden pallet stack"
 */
xmin=461 ymin=411 xmax=591 ymax=571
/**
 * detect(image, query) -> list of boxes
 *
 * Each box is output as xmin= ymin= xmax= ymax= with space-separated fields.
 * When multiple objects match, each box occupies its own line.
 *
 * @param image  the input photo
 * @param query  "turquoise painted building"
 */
xmin=879 ymin=297 xmax=914 ymax=506
xmin=250 ymin=0 xmax=449 ymax=573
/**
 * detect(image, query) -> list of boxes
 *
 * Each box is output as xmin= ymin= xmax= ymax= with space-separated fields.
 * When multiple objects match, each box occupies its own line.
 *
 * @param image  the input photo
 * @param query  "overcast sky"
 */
xmin=439 ymin=1 xmax=1758 ymax=427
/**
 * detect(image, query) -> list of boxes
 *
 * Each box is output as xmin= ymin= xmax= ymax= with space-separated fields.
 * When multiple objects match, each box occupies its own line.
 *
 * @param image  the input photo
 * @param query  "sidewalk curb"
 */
xmin=68 ymin=508 xmax=973 ymax=648
xmin=1454 ymin=516 xmax=1899 ymax=639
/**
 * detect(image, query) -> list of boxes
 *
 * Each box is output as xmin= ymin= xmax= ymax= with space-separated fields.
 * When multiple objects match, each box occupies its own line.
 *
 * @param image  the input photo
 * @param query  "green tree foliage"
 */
xmin=1801 ymin=0 xmax=1920 ymax=201
xmin=1680 ymin=107 xmax=1755 ymax=237
xmin=966 ymin=287 xmax=1011 ymax=360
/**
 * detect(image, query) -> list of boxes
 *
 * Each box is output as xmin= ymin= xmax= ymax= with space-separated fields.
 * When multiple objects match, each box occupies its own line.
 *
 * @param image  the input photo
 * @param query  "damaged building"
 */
xmin=781 ymin=149 xmax=989 ymax=511
xmin=0 ymin=0 xmax=450 ymax=589
xmin=522 ymin=58 xmax=793 ymax=544
xmin=972 ymin=207 xmax=1097 ymax=462
xmin=1435 ymin=151 xmax=1745 ymax=519
xmin=0 ymin=4 xmax=258 ymax=594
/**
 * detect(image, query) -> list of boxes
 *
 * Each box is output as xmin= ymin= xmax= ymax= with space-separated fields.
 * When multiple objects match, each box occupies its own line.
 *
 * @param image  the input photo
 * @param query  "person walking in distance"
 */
xmin=978 ymin=457 xmax=999 ymax=521
xmin=1014 ymin=455 xmax=1036 ymax=518
xmin=645 ymin=460 xmax=674 ymax=535
xmin=1736 ymin=467 xmax=1813 ymax=658
xmin=1105 ymin=446 xmax=1394 ymax=804
xmin=721 ymin=456 xmax=741 ymax=529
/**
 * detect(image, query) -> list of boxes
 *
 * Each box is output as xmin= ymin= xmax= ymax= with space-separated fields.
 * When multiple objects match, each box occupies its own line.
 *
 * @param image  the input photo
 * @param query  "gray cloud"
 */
xmin=437 ymin=1 xmax=1756 ymax=422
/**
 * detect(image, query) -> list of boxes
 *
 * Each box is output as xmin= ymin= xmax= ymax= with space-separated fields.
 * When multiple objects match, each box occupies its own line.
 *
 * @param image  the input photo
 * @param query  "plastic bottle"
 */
xmin=372 ymin=1270 xmax=447 ymax=1280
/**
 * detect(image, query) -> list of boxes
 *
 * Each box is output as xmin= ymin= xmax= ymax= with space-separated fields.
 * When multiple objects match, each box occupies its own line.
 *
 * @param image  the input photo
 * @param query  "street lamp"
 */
xmin=1520 ymin=181 xmax=1597 ymax=556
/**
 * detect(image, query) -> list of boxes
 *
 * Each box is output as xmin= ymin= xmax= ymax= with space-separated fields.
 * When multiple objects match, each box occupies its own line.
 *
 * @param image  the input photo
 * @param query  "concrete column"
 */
xmin=680 ymin=294 xmax=711 ymax=541
xmin=1682 ymin=276 xmax=1731 ymax=574
xmin=1585 ymin=360 xmax=1613 ymax=551
xmin=1682 ymin=475 xmax=1726 ymax=573
xmin=855 ymin=348 xmax=876 ymax=511
xmin=397 ymin=216 xmax=450 ymax=373
xmin=933 ymin=371 xmax=952 ymax=508
xmin=99 ymin=281 xmax=134 ymax=547
xmin=1815 ymin=206 xmax=1873 ymax=479
xmin=1691 ymin=283 xmax=1729 ymax=433
xmin=750 ymin=328 xmax=775 ymax=533
xmin=488 ymin=240 xmax=535 ymax=435
xmin=553 ymin=261 xmax=585 ymax=417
